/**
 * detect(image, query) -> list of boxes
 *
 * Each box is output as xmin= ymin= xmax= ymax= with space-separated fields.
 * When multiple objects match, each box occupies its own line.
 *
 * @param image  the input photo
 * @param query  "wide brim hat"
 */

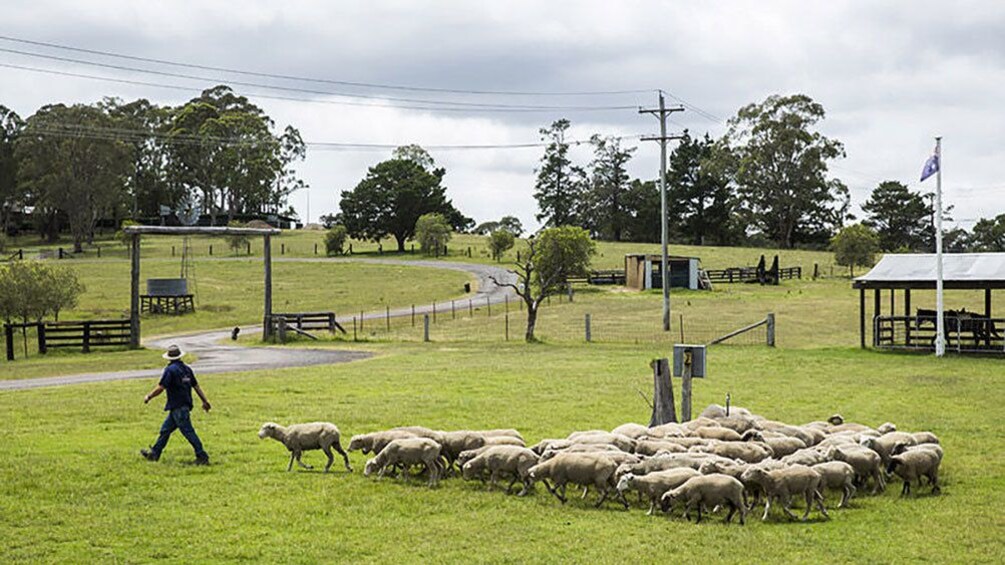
xmin=162 ymin=345 xmax=185 ymax=360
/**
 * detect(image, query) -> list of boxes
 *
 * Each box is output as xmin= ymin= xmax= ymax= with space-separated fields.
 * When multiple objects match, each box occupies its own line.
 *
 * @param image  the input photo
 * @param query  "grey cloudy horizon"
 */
xmin=2 ymin=0 xmax=1003 ymax=231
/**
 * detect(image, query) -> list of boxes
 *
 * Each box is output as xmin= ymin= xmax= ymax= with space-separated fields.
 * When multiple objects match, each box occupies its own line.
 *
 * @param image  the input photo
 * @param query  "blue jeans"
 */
xmin=150 ymin=407 xmax=207 ymax=459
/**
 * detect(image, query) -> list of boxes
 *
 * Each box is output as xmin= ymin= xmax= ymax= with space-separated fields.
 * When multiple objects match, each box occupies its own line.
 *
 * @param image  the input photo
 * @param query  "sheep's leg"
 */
xmin=580 ymin=486 xmax=589 ymax=499
xmin=552 ymin=481 xmax=568 ymax=504
xmin=800 ymin=491 xmax=812 ymax=521
xmin=287 ymin=452 xmax=296 ymax=472
xmin=738 ymin=499 xmax=746 ymax=525
xmin=646 ymin=499 xmax=656 ymax=516
xmin=616 ymin=490 xmax=630 ymax=510
xmin=780 ymin=494 xmax=799 ymax=521
xmin=428 ymin=460 xmax=439 ymax=487
xmin=295 ymin=452 xmax=313 ymax=470
xmin=815 ymin=490 xmax=829 ymax=518
xmin=761 ymin=496 xmax=772 ymax=521
xmin=724 ymin=501 xmax=735 ymax=523
xmin=334 ymin=442 xmax=352 ymax=472
xmin=930 ymin=471 xmax=940 ymax=495
xmin=322 ymin=446 xmax=334 ymax=473
xmin=695 ymin=503 xmax=703 ymax=524
xmin=488 ymin=469 xmax=499 ymax=491
xmin=505 ymin=476 xmax=518 ymax=494
xmin=517 ymin=478 xmax=532 ymax=497
xmin=594 ymin=487 xmax=610 ymax=508
xmin=901 ymin=480 xmax=910 ymax=496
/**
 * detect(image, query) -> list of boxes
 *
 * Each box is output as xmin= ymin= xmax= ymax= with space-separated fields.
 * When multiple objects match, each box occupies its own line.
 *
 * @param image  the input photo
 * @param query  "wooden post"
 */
xmin=411 ymin=305 xmax=415 ymax=327
xmin=37 ymin=323 xmax=46 ymax=354
xmin=585 ymin=313 xmax=592 ymax=342
xmin=986 ymin=288 xmax=992 ymax=318
xmin=4 ymin=324 xmax=13 ymax=361
xmin=171 ymin=245 xmax=175 ymax=257
xmin=505 ymin=295 xmax=509 ymax=314
xmin=649 ymin=358 xmax=676 ymax=426
xmin=360 ymin=310 xmax=364 ymax=331
xmin=96 ymin=246 xmax=101 ymax=258
xmin=905 ymin=288 xmax=912 ymax=346
xmin=874 ymin=289 xmax=881 ymax=346
xmin=469 ymin=299 xmax=473 ymax=317
xmin=262 ymin=235 xmax=273 ymax=341
xmin=681 ymin=355 xmax=693 ymax=422
xmin=766 ymin=313 xmax=775 ymax=347
xmin=813 ymin=263 xmax=819 ymax=279
xmin=487 ymin=297 xmax=491 ymax=317
xmin=82 ymin=322 xmax=91 ymax=353
xmin=328 ymin=313 xmax=336 ymax=333
xmin=281 ymin=243 xmax=285 ymax=255
xmin=209 ymin=244 xmax=213 ymax=256
xmin=130 ymin=233 xmax=141 ymax=349
xmin=432 ymin=302 xmax=437 ymax=323
xmin=314 ymin=243 xmax=318 ymax=255
xmin=859 ymin=288 xmax=866 ymax=349
xmin=247 ymin=241 xmax=251 ymax=255
xmin=386 ymin=306 xmax=390 ymax=332
xmin=276 ymin=316 xmax=287 ymax=344
xmin=352 ymin=316 xmax=357 ymax=341
xmin=451 ymin=300 xmax=456 ymax=319
xmin=423 ymin=314 xmax=430 ymax=342
xmin=505 ymin=313 xmax=509 ymax=341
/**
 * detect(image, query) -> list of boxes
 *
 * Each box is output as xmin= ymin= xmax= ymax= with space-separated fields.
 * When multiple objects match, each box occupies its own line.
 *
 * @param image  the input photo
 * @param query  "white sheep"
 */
xmin=461 ymin=446 xmax=539 ymax=495
xmin=659 ymin=474 xmax=747 ymax=524
xmin=811 ymin=461 xmax=857 ymax=508
xmin=527 ymin=452 xmax=629 ymax=509
xmin=741 ymin=429 xmax=806 ymax=458
xmin=616 ymin=468 xmax=701 ymax=515
xmin=611 ymin=423 xmax=650 ymax=439
xmin=888 ymin=449 xmax=942 ymax=496
xmin=740 ymin=465 xmax=829 ymax=521
xmin=258 ymin=422 xmax=352 ymax=473
xmin=860 ymin=432 xmax=917 ymax=467
xmin=829 ymin=445 xmax=886 ymax=494
xmin=363 ymin=437 xmax=443 ymax=487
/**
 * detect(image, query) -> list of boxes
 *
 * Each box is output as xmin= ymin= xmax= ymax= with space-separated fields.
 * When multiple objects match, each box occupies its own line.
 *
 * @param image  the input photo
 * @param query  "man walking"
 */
xmin=141 ymin=344 xmax=211 ymax=465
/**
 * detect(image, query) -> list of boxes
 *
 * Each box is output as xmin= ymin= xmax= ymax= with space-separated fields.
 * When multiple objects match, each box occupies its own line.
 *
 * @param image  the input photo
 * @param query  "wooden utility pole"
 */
xmin=130 ymin=233 xmax=141 ymax=348
xmin=640 ymin=91 xmax=685 ymax=332
xmin=649 ymin=358 xmax=676 ymax=426
xmin=263 ymin=234 xmax=273 ymax=341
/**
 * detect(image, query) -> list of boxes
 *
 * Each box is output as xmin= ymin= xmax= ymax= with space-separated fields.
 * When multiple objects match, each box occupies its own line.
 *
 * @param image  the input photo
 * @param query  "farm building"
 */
xmin=624 ymin=254 xmax=702 ymax=290
xmin=853 ymin=253 xmax=1005 ymax=353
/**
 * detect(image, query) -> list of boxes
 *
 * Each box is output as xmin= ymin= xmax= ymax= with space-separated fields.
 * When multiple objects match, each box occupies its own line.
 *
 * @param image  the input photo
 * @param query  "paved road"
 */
xmin=1 ymin=259 xmax=517 ymax=392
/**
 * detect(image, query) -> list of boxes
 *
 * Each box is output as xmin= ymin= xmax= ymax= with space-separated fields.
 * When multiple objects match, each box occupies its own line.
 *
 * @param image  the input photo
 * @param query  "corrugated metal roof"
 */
xmin=855 ymin=253 xmax=1005 ymax=282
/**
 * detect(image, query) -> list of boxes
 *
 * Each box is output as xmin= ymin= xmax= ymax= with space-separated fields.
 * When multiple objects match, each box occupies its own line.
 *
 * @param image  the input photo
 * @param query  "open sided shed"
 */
xmin=852 ymin=253 xmax=1005 ymax=352
xmin=624 ymin=254 xmax=701 ymax=291
xmin=123 ymin=225 xmax=281 ymax=346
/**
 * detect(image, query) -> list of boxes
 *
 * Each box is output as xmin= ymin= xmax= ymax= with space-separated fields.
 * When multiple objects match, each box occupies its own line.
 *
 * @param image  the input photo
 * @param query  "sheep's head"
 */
xmin=527 ymin=464 xmax=545 ymax=481
xmin=740 ymin=467 xmax=766 ymax=485
xmin=890 ymin=442 xmax=911 ymax=457
xmin=461 ymin=461 xmax=478 ymax=481
xmin=348 ymin=435 xmax=368 ymax=452
xmin=660 ymin=490 xmax=679 ymax=514
xmin=827 ymin=414 xmax=845 ymax=426
xmin=258 ymin=422 xmax=280 ymax=439
xmin=877 ymin=422 xmax=898 ymax=435
xmin=698 ymin=460 xmax=722 ymax=474
xmin=615 ymin=473 xmax=635 ymax=493
xmin=615 ymin=463 xmax=634 ymax=479
xmin=363 ymin=459 xmax=379 ymax=477
xmin=859 ymin=437 xmax=877 ymax=450
xmin=741 ymin=430 xmax=764 ymax=443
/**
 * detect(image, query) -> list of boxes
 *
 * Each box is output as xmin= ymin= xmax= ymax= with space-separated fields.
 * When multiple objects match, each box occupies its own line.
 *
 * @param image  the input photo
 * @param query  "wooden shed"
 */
xmin=624 ymin=254 xmax=701 ymax=291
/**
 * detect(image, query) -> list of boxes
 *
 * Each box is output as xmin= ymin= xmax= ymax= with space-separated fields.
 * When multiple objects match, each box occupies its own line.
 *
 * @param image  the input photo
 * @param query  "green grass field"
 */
xmin=2 ymin=238 xmax=1003 ymax=562
xmin=1 ymin=343 xmax=1002 ymax=562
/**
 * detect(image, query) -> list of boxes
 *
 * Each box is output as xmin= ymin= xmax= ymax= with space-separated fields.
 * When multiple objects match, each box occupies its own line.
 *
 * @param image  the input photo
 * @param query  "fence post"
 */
xmin=281 ymin=243 xmax=285 ymax=255
xmin=172 ymin=245 xmax=175 ymax=257
xmin=386 ymin=306 xmax=390 ymax=332
xmin=411 ymin=305 xmax=415 ymax=327
xmin=4 ymin=324 xmax=13 ymax=361
xmin=328 ymin=313 xmax=336 ymax=333
xmin=505 ymin=295 xmax=509 ymax=314
xmin=82 ymin=322 xmax=91 ymax=353
xmin=423 ymin=314 xmax=430 ymax=342
xmin=487 ymin=297 xmax=491 ymax=317
xmin=585 ymin=313 xmax=592 ymax=342
xmin=360 ymin=310 xmax=364 ymax=332
xmin=97 ymin=246 xmax=101 ymax=258
xmin=505 ymin=313 xmax=510 ymax=341
xmin=432 ymin=302 xmax=437 ymax=323
xmin=649 ymin=358 xmax=677 ymax=426
xmin=353 ymin=316 xmax=357 ymax=341
xmin=37 ymin=323 xmax=47 ymax=354
xmin=314 ymin=243 xmax=318 ymax=255
xmin=766 ymin=313 xmax=776 ymax=347
xmin=451 ymin=300 xmax=456 ymax=320
xmin=469 ymin=299 xmax=473 ymax=317
xmin=681 ymin=360 xmax=693 ymax=422
xmin=277 ymin=316 xmax=287 ymax=344
xmin=247 ymin=241 xmax=252 ymax=255
xmin=209 ymin=245 xmax=213 ymax=256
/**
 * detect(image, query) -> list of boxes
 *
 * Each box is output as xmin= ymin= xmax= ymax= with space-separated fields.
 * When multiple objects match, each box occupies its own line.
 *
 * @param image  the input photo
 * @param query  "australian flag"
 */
xmin=920 ymin=148 xmax=940 ymax=182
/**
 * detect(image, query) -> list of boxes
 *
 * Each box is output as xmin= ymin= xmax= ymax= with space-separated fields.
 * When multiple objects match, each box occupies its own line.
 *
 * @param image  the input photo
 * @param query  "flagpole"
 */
xmin=934 ymin=136 xmax=945 ymax=357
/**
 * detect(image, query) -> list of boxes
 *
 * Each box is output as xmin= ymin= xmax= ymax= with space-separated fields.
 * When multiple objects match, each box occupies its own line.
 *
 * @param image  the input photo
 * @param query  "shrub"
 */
xmin=415 ymin=213 xmax=452 ymax=255
xmin=226 ymin=221 xmax=250 ymax=254
xmin=831 ymin=223 xmax=880 ymax=277
xmin=324 ymin=225 xmax=349 ymax=256
xmin=488 ymin=229 xmax=515 ymax=261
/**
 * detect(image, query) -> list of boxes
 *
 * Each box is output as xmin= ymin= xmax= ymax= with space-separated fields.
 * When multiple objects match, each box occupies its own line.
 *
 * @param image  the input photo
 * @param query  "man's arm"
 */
xmin=194 ymin=385 xmax=212 ymax=412
xmin=144 ymin=385 xmax=165 ymax=404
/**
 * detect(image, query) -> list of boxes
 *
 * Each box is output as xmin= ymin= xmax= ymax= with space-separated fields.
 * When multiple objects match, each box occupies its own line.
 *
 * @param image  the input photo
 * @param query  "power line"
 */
xmin=0 ymin=62 xmax=635 ymax=114
xmin=0 ymin=47 xmax=640 ymax=112
xmin=0 ymin=34 xmax=651 ymax=97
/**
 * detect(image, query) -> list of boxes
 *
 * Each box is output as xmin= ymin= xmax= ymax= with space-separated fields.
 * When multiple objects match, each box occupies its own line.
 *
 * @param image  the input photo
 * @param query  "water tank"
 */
xmin=146 ymin=278 xmax=188 ymax=296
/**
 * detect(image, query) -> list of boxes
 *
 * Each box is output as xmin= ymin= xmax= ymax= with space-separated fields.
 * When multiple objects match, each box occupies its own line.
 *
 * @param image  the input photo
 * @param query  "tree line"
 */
xmin=0 ymin=85 xmax=306 ymax=252
xmin=533 ymin=93 xmax=1003 ymax=253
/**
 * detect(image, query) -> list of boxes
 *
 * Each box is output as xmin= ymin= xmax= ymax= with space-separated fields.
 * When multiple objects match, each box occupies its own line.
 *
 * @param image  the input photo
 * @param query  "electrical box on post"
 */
xmin=672 ymin=344 xmax=706 ymax=378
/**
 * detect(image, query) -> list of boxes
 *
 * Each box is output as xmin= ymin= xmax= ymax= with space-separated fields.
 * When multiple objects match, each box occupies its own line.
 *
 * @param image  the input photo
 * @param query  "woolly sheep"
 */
xmin=758 ymin=421 xmax=820 ymax=446
xmin=645 ymin=422 xmax=690 ymax=439
xmin=616 ymin=468 xmax=701 ymax=515
xmin=892 ymin=442 xmax=944 ymax=464
xmin=780 ymin=447 xmax=830 ymax=467
xmin=611 ymin=423 xmax=650 ymax=439
xmin=539 ymin=443 xmax=625 ymax=462
xmin=527 ymin=452 xmax=629 ymax=509
xmin=692 ymin=440 xmax=772 ymax=463
xmin=691 ymin=426 xmax=743 ymax=442
xmin=911 ymin=431 xmax=940 ymax=445
xmin=392 ymin=426 xmax=446 ymax=443
xmin=461 ymin=446 xmax=539 ymax=495
xmin=567 ymin=432 xmax=636 ymax=453
xmin=741 ymin=430 xmax=806 ymax=458
xmin=829 ymin=445 xmax=886 ymax=494
xmin=363 ymin=437 xmax=443 ymax=487
xmin=456 ymin=446 xmax=493 ymax=467
xmin=258 ymin=422 xmax=352 ymax=473
xmin=682 ymin=417 xmax=722 ymax=431
xmin=740 ymin=465 xmax=829 ymax=522
xmin=877 ymin=422 xmax=898 ymax=434
xmin=439 ymin=431 xmax=488 ymax=465
xmin=887 ymin=449 xmax=941 ymax=496
xmin=659 ymin=474 xmax=747 ymax=524
xmin=617 ymin=453 xmax=731 ymax=478
xmin=699 ymin=404 xmax=754 ymax=420
xmin=484 ymin=436 xmax=526 ymax=447
xmin=348 ymin=429 xmax=417 ymax=455
xmin=476 ymin=429 xmax=525 ymax=441
xmin=634 ymin=439 xmax=689 ymax=457
xmin=860 ymin=432 xmax=917 ymax=466
xmin=811 ymin=461 xmax=857 ymax=508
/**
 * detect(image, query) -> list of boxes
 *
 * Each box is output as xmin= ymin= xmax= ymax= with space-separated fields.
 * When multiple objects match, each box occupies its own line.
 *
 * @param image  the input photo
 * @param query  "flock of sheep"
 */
xmin=257 ymin=404 xmax=943 ymax=524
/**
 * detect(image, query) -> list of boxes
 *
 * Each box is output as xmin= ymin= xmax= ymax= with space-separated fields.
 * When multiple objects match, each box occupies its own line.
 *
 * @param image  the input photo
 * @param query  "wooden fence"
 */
xmin=874 ymin=315 xmax=1005 ymax=353
xmin=4 ymin=319 xmax=132 ymax=360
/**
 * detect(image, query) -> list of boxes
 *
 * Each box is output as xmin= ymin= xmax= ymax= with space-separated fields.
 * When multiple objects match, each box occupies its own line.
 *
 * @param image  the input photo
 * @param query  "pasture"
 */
xmin=1 ymin=235 xmax=1003 ymax=563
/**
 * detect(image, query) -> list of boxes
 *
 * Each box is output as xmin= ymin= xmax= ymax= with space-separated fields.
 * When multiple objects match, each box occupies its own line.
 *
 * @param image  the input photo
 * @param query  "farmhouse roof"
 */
xmin=852 ymin=253 xmax=1005 ymax=289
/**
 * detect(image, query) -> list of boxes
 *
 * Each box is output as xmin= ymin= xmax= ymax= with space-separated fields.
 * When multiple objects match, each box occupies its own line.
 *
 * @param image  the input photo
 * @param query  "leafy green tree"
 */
xmin=324 ymin=224 xmax=348 ymax=256
xmin=862 ymin=181 xmax=933 ymax=251
xmin=585 ymin=134 xmax=636 ymax=241
xmin=718 ymin=94 xmax=849 ymax=248
xmin=666 ymin=132 xmax=738 ymax=246
xmin=534 ymin=119 xmax=586 ymax=228
xmin=16 ymin=103 xmax=131 ymax=252
xmin=475 ymin=215 xmax=523 ymax=236
xmin=0 ymin=105 xmax=24 ymax=235
xmin=226 ymin=220 xmax=250 ymax=254
xmin=490 ymin=226 xmax=595 ymax=342
xmin=969 ymin=214 xmax=1005 ymax=252
xmin=392 ymin=144 xmax=436 ymax=170
xmin=488 ymin=229 xmax=515 ymax=261
xmin=338 ymin=151 xmax=466 ymax=252
xmin=0 ymin=261 xmax=83 ymax=355
xmin=831 ymin=223 xmax=880 ymax=277
xmin=415 ymin=213 xmax=452 ymax=255
xmin=621 ymin=179 xmax=661 ymax=243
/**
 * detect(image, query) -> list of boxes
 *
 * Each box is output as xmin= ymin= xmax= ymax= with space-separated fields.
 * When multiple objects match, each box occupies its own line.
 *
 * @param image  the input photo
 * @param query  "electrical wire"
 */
xmin=0 ymin=34 xmax=652 ymax=97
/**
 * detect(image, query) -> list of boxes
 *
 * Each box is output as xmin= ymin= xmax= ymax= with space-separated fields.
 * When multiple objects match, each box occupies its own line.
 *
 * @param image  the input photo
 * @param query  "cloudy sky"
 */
xmin=2 ymin=1 xmax=1003 ymax=230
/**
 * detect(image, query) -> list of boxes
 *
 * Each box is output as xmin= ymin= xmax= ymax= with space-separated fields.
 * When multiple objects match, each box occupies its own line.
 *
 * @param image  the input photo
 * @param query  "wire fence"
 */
xmin=323 ymin=294 xmax=772 ymax=346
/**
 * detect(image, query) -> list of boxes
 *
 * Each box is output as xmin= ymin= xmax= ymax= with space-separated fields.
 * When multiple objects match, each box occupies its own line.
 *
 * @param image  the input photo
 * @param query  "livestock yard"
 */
xmin=1 ymin=233 xmax=1003 ymax=563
